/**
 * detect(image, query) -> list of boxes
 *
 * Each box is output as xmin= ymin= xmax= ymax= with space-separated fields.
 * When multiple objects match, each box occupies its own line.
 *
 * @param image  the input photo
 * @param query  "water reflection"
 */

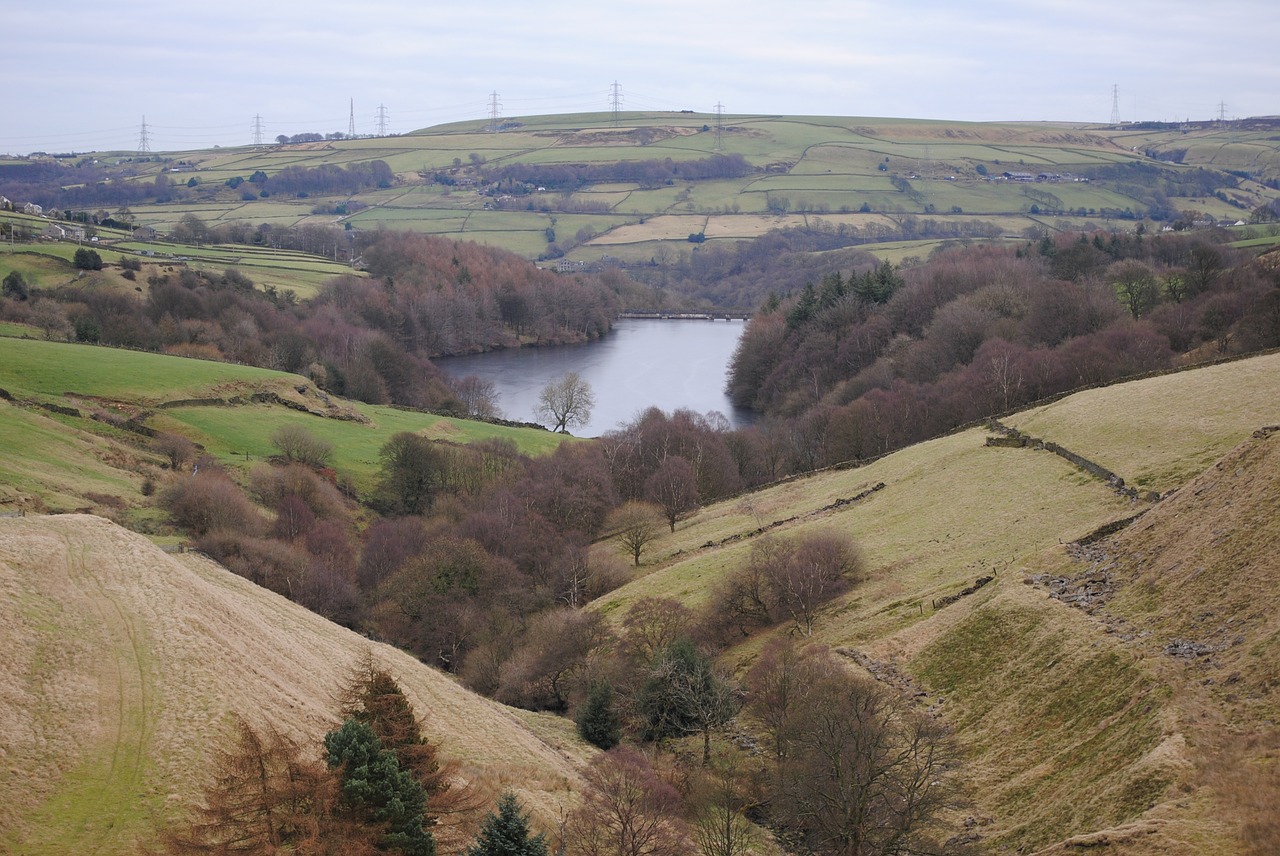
xmin=435 ymin=318 xmax=754 ymax=437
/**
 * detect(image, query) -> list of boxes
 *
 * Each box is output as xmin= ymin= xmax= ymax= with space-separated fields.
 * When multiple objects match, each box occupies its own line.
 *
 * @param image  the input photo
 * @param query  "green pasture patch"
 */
xmin=548 ymin=213 xmax=636 ymax=238
xmin=0 ymin=337 xmax=297 ymax=403
xmin=445 ymin=230 xmax=550 ymax=256
xmin=0 ymin=404 xmax=143 ymax=511
xmin=0 ymin=251 xmax=76 ymax=288
xmin=0 ymin=321 xmax=36 ymax=337
xmin=1230 ymin=233 xmax=1280 ymax=249
xmin=160 ymin=400 xmax=565 ymax=490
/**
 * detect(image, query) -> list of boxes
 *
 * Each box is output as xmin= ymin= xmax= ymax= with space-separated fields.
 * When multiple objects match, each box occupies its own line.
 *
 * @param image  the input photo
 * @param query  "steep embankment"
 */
xmin=593 ymin=351 xmax=1279 ymax=853
xmin=0 ymin=515 xmax=587 ymax=855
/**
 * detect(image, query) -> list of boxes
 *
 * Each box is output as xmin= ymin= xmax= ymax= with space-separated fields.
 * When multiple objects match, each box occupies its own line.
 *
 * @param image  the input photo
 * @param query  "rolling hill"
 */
xmin=0 ymin=514 xmax=589 ymax=855
xmin=590 ymin=350 xmax=1280 ymax=854
xmin=0 ymin=341 xmax=1276 ymax=852
xmin=0 ymin=336 xmax=567 ymax=518
xmin=7 ymin=112 xmax=1280 ymax=270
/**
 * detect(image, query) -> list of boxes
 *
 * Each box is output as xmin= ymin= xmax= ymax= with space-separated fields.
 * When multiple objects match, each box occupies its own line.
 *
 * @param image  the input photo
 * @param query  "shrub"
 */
xmin=270 ymin=424 xmax=334 ymax=467
xmin=162 ymin=472 xmax=264 ymax=537
xmin=73 ymin=248 xmax=103 ymax=270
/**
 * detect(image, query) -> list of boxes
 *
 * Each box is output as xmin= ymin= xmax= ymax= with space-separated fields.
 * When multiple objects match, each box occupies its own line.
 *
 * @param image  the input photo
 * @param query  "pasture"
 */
xmin=54 ymin=111 xmax=1278 ymax=264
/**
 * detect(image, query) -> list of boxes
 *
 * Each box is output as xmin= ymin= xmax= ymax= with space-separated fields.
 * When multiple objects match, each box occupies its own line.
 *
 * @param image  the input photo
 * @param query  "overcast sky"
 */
xmin=3 ymin=0 xmax=1276 ymax=155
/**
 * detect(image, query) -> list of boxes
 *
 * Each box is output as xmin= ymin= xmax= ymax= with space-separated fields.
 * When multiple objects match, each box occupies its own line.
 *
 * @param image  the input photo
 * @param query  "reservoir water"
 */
xmin=435 ymin=318 xmax=754 ymax=437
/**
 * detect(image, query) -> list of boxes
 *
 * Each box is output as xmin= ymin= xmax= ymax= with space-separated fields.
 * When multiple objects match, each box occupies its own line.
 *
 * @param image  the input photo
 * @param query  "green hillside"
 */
xmin=13 ymin=112 xmax=1278 ymax=268
xmin=0 ymin=336 xmax=566 ymax=515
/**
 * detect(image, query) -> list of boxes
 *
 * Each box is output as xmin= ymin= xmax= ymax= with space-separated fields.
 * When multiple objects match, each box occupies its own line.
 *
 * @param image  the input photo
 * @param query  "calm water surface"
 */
xmin=435 ymin=318 xmax=753 ymax=437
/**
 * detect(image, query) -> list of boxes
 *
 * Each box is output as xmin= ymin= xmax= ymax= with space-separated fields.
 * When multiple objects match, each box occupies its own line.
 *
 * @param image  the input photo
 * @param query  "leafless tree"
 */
xmin=644 ymin=457 xmax=699 ymax=533
xmin=608 ymin=501 xmax=665 ymax=566
xmin=564 ymin=748 xmax=693 ymax=856
xmin=450 ymin=375 xmax=501 ymax=419
xmin=535 ymin=371 xmax=595 ymax=434
xmin=688 ymin=750 xmax=757 ymax=856
xmin=748 ymin=645 xmax=958 ymax=856
xmin=154 ymin=431 xmax=198 ymax=471
xmin=767 ymin=533 xmax=861 ymax=636
xmin=271 ymin=423 xmax=334 ymax=467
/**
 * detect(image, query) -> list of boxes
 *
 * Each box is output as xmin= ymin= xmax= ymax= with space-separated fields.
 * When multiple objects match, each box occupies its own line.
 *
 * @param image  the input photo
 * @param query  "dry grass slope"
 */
xmin=591 ymin=351 xmax=1279 ymax=854
xmin=0 ymin=515 xmax=586 ymax=855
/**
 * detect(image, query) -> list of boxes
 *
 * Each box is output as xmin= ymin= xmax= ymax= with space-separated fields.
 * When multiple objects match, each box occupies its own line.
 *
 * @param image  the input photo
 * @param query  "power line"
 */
xmin=376 ymin=104 xmax=389 ymax=137
xmin=137 ymin=115 xmax=151 ymax=154
xmin=488 ymin=91 xmax=502 ymax=132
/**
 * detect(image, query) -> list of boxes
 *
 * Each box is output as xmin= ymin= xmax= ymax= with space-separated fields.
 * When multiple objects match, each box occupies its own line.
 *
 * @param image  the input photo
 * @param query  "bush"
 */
xmin=162 ymin=472 xmax=264 ymax=537
xmin=73 ymin=248 xmax=103 ymax=270
xmin=270 ymin=424 xmax=334 ymax=467
xmin=2 ymin=270 xmax=28 ymax=300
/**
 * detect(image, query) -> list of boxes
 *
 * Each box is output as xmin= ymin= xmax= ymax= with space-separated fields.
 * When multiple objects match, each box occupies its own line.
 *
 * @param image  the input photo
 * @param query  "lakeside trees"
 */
xmin=725 ymin=233 xmax=1280 ymax=468
xmin=535 ymin=372 xmax=595 ymax=433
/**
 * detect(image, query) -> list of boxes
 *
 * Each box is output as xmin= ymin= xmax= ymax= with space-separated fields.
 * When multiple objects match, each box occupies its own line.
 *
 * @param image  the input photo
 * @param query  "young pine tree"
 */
xmin=325 ymin=719 xmax=435 ymax=856
xmin=576 ymin=680 xmax=622 ymax=750
xmin=465 ymin=792 xmax=549 ymax=856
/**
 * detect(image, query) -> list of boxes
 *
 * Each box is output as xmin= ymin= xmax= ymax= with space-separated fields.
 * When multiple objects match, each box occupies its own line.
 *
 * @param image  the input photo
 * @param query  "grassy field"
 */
xmin=40 ymin=112 xmax=1278 ymax=265
xmin=0 ymin=337 xmax=567 ymax=511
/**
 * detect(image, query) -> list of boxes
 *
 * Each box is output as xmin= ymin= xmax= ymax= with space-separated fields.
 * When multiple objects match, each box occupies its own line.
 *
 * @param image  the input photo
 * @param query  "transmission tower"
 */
xmin=375 ymin=104 xmax=389 ymax=137
xmin=610 ymin=81 xmax=622 ymax=127
xmin=488 ymin=91 xmax=502 ymax=132
xmin=348 ymin=98 xmax=356 ymax=138
xmin=1110 ymin=84 xmax=1121 ymax=125
xmin=714 ymin=102 xmax=725 ymax=151
xmin=137 ymin=115 xmax=151 ymax=154
xmin=251 ymin=113 xmax=264 ymax=146
xmin=1218 ymin=100 xmax=1228 ymax=123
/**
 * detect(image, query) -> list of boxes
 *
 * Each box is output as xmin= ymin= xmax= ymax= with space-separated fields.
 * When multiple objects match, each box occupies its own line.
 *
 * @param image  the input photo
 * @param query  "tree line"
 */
xmin=726 ymin=229 xmax=1280 ymax=465
xmin=0 ymin=230 xmax=628 ymax=411
xmin=0 ymin=158 xmax=396 ymax=212
xmin=477 ymin=154 xmax=753 ymax=193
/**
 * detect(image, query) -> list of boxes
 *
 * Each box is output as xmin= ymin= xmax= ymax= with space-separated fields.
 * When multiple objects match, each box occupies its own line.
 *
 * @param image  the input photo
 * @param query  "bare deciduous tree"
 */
xmin=535 ymin=371 xmax=594 ymax=434
xmin=644 ymin=456 xmax=699 ymax=533
xmin=271 ymin=424 xmax=334 ymax=467
xmin=608 ymin=501 xmax=665 ymax=566
xmin=564 ymin=748 xmax=691 ymax=856
xmin=747 ymin=644 xmax=958 ymax=856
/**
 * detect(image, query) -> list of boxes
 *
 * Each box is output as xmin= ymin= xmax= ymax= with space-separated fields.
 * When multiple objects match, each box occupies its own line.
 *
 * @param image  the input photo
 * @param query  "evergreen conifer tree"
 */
xmin=325 ymin=718 xmax=435 ymax=856
xmin=465 ymin=792 xmax=548 ymax=856
xmin=576 ymin=680 xmax=622 ymax=750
